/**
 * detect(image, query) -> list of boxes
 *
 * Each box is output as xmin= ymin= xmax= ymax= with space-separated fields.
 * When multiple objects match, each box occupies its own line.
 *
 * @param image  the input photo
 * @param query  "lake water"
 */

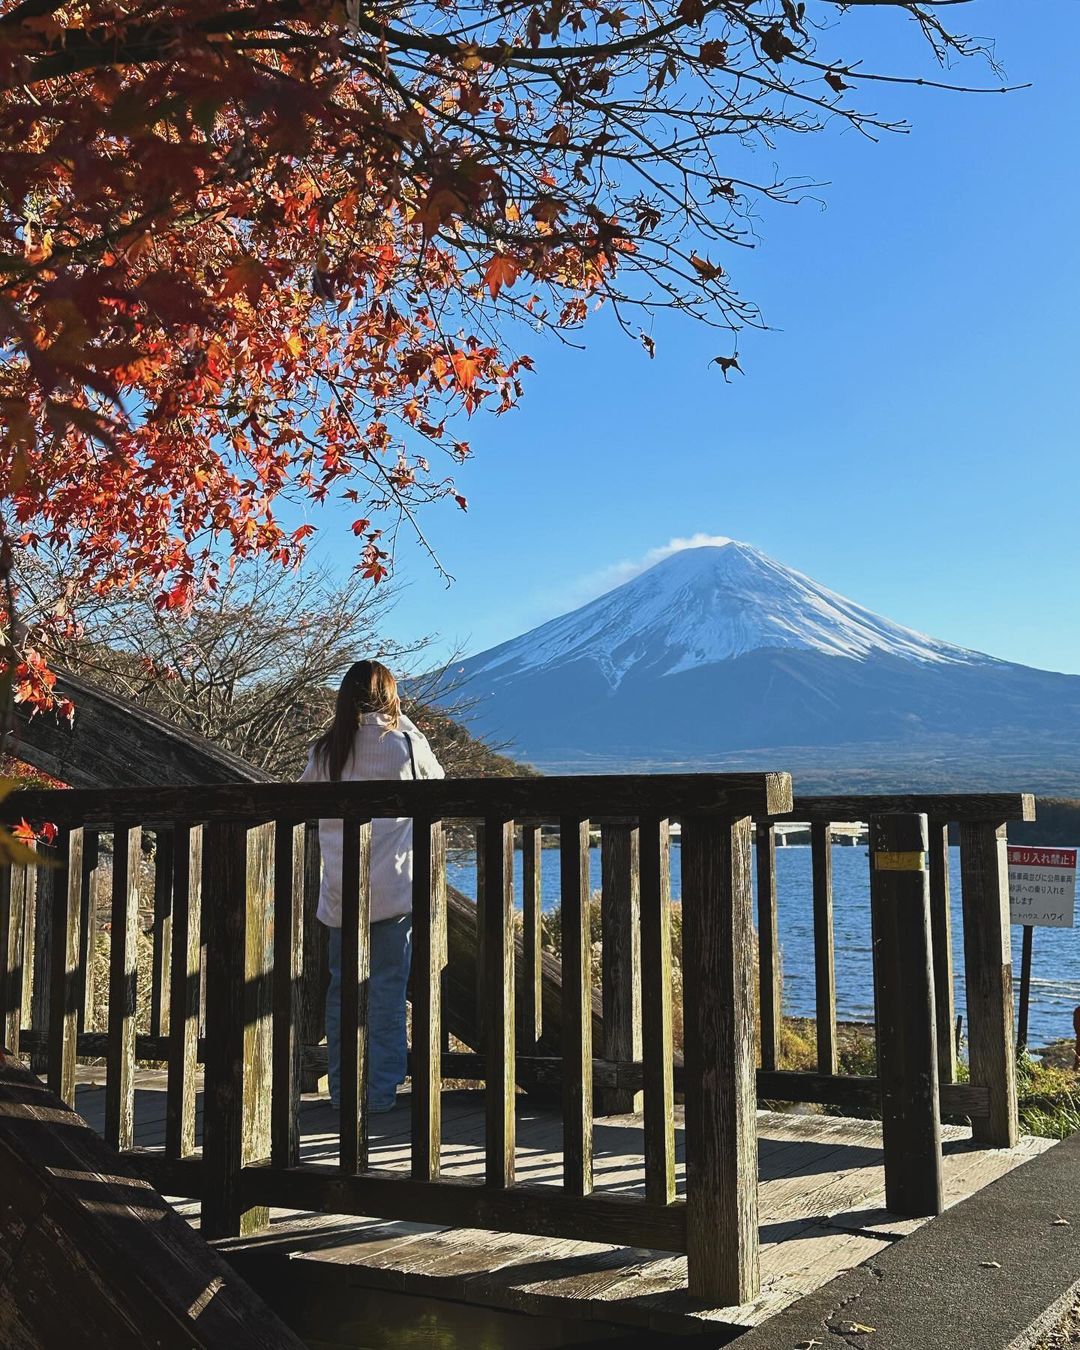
xmin=446 ymin=843 xmax=1080 ymax=1052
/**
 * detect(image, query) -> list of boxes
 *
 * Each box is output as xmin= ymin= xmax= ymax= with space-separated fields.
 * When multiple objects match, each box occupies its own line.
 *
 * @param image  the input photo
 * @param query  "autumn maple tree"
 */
xmin=0 ymin=0 xmax=1007 ymax=724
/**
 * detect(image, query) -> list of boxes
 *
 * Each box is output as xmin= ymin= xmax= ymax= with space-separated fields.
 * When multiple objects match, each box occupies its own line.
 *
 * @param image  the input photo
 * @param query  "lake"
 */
xmin=446 ymin=842 xmax=1080 ymax=1052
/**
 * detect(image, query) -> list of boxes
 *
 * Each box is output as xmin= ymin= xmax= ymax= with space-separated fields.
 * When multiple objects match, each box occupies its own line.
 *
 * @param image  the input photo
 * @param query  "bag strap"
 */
xmin=403 ymin=730 xmax=418 ymax=780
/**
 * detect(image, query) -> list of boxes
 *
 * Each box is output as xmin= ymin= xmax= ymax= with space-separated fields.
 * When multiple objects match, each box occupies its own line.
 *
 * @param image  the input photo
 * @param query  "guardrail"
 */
xmin=2 ymin=771 xmax=790 ymax=1304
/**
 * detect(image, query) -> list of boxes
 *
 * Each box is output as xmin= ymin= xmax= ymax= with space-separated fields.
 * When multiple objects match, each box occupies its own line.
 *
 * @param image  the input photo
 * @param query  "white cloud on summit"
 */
xmin=537 ymin=533 xmax=735 ymax=617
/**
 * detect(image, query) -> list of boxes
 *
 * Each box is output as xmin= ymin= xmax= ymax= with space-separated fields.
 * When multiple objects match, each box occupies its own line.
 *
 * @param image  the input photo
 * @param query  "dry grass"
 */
xmin=1034 ymin=1300 xmax=1080 ymax=1349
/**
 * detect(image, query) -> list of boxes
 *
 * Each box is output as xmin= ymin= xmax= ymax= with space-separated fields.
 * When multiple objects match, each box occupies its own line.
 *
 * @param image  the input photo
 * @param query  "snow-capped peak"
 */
xmin=470 ymin=540 xmax=994 ymax=689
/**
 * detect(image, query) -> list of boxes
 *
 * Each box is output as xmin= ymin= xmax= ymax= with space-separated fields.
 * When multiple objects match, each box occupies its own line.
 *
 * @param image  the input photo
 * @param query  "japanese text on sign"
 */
xmin=1007 ymin=846 xmax=1076 ymax=928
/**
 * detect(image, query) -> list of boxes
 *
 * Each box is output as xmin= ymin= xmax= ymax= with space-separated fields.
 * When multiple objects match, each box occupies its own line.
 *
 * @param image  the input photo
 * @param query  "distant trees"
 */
xmin=20 ymin=553 xmax=527 ymax=779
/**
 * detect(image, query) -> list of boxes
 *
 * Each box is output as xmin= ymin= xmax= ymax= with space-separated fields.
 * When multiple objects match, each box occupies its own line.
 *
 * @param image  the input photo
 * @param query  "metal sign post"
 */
xmin=1007 ymin=846 xmax=1077 ymax=1053
xmin=1017 ymin=924 xmax=1034 ymax=1053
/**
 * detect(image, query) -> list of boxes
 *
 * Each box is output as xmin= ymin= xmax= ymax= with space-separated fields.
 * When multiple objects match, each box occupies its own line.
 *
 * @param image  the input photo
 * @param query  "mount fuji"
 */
xmin=438 ymin=541 xmax=1080 ymax=792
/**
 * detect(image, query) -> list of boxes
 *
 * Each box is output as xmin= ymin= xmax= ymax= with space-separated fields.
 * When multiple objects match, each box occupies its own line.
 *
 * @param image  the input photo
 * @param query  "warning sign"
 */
xmin=1007 ymin=846 xmax=1076 ymax=928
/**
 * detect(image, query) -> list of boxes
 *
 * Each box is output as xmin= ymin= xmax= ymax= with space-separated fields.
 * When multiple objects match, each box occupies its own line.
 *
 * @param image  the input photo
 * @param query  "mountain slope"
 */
xmin=438 ymin=542 xmax=1080 ymax=791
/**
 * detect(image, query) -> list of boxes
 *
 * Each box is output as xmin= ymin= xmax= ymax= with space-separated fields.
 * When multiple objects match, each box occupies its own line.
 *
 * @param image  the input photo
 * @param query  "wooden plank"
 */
xmin=681 ymin=812 xmax=759 ymax=1304
xmin=166 ymin=826 xmax=202 ymax=1159
xmin=29 ymin=841 xmax=51 ymax=1073
xmin=105 ymin=825 xmax=140 ymax=1151
xmin=244 ymin=822 xmax=275 ymax=1202
xmin=411 ymin=817 xmax=442 ymax=1182
xmin=18 ymin=860 xmax=36 ymax=1027
xmin=599 ymin=823 xmax=642 ymax=1115
xmin=639 ymin=816 xmax=675 ymax=1205
xmin=46 ymin=827 xmax=84 ymax=1107
xmin=202 ymin=821 xmax=269 ymax=1237
xmin=869 ymin=813 xmax=943 ymax=1216
xmin=484 ymin=816 xmax=515 ymax=1187
xmin=756 ymin=1069 xmax=988 ymax=1120
xmin=339 ymin=816 xmax=372 ymax=1174
xmin=755 ymin=823 xmax=781 ymax=1073
xmin=32 ymin=1027 xmax=990 ymax=1121
xmin=436 ymin=1052 xmax=991 ymax=1119
xmin=243 ymin=1166 xmax=687 ymax=1252
xmin=772 ymin=793 xmax=1035 ymax=824
xmin=560 ymin=815 xmax=593 ymax=1196
xmin=811 ymin=821 xmax=837 ymax=1077
xmin=13 ymin=666 xmax=276 ymax=790
xmin=0 ymin=1055 xmax=305 ymax=1348
xmin=520 ymin=824 xmax=542 ymax=1051
xmin=272 ymin=820 xmax=307 ymax=1170
xmin=149 ymin=827 xmax=174 ymax=1039
xmin=75 ymin=830 xmax=99 ymax=1034
xmin=959 ymin=820 xmax=1019 ymax=1148
xmin=297 ymin=823 xmax=327 ymax=1094
xmin=928 ymin=818 xmax=957 ymax=1084
xmin=4 ymin=771 xmax=794 ymax=828
xmin=474 ymin=821 xmax=485 ymax=1050
xmin=435 ymin=825 xmax=449 ymax=977
xmin=0 ymin=862 xmax=26 ymax=1055
xmin=461 ymin=1239 xmax=660 ymax=1319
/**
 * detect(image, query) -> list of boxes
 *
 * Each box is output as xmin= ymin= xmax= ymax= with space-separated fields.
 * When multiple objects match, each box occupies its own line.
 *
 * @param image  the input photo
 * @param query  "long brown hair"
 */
xmin=312 ymin=659 xmax=401 ymax=782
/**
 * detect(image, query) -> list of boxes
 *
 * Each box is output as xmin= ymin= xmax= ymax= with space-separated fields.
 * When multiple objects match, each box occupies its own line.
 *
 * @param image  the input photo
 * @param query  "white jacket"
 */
xmin=300 ymin=712 xmax=444 ymax=926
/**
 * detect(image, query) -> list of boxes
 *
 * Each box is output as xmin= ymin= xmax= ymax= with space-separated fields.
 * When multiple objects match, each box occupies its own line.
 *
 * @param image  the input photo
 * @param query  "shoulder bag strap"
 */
xmin=403 ymin=730 xmax=418 ymax=780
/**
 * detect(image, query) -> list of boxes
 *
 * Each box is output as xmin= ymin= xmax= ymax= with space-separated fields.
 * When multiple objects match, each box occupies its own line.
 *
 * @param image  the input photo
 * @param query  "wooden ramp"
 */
xmin=0 ymin=1056 xmax=303 ymax=1348
xmin=69 ymin=1067 xmax=1054 ymax=1343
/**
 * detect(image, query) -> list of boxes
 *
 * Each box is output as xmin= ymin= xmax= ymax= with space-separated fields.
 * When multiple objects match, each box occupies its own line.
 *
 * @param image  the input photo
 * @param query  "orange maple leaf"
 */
xmin=484 ymin=255 xmax=519 ymax=300
xmin=450 ymin=348 xmax=482 ymax=389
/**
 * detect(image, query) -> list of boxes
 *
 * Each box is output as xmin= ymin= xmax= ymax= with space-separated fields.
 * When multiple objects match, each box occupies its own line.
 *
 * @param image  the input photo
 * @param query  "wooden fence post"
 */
xmin=149 ymin=826 xmax=174 ymax=1038
xmin=755 ymin=822 xmax=782 ymax=1072
xmin=412 ymin=817 xmax=443 ymax=1182
xmin=76 ymin=830 xmax=99 ymax=1034
xmin=811 ymin=822 xmax=837 ymax=1076
xmin=869 ymin=813 xmax=942 ymax=1217
xmin=474 ymin=821 xmax=486 ymax=1052
xmin=520 ymin=824 xmax=543 ymax=1054
xmin=272 ymin=820 xmax=307 ymax=1170
xmin=29 ymin=846 xmax=52 ymax=1074
xmin=927 ymin=818 xmax=957 ymax=1084
xmin=19 ymin=862 xmax=36 ymax=1030
xmin=46 ymin=827 xmax=84 ymax=1108
xmin=682 ymin=812 xmax=759 ymax=1305
xmin=561 ymin=815 xmax=593 ymax=1197
xmin=639 ymin=816 xmax=675 ymax=1205
xmin=105 ymin=825 xmax=140 ymax=1152
xmin=0 ymin=862 xmax=25 ymax=1054
xmin=202 ymin=821 xmax=273 ymax=1238
xmin=166 ymin=825 xmax=202 ymax=1160
xmin=484 ymin=816 xmax=515 ymax=1187
xmin=599 ymin=822 xmax=642 ymax=1115
xmin=959 ymin=821 xmax=1019 ymax=1148
xmin=298 ymin=823 xmax=327 ymax=1094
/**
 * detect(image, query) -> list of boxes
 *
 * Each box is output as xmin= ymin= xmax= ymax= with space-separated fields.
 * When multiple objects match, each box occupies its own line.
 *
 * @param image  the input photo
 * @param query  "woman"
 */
xmin=300 ymin=659 xmax=444 ymax=1112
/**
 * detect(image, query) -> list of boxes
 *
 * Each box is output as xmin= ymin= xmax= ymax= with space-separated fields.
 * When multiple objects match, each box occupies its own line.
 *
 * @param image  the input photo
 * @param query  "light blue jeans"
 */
xmin=325 ymin=915 xmax=412 ymax=1112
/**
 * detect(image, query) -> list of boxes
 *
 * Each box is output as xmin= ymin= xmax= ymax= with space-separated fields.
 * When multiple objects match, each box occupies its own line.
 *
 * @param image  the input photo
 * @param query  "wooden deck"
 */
xmin=71 ymin=1067 xmax=1054 ymax=1338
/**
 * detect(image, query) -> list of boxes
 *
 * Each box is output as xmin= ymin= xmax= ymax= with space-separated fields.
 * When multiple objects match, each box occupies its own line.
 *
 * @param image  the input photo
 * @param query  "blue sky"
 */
xmin=312 ymin=1 xmax=1080 ymax=675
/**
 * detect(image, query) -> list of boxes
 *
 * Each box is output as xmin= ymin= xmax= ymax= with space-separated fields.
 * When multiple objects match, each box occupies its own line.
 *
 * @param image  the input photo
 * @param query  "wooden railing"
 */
xmin=1 ymin=771 xmax=789 ymax=1305
xmin=752 ymin=793 xmax=1033 ymax=1164
xmin=0 ymin=777 xmax=1032 ymax=1304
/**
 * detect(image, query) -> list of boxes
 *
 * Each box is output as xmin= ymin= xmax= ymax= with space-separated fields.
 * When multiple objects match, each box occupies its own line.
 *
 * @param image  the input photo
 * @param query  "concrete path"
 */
xmin=731 ymin=1131 xmax=1080 ymax=1350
